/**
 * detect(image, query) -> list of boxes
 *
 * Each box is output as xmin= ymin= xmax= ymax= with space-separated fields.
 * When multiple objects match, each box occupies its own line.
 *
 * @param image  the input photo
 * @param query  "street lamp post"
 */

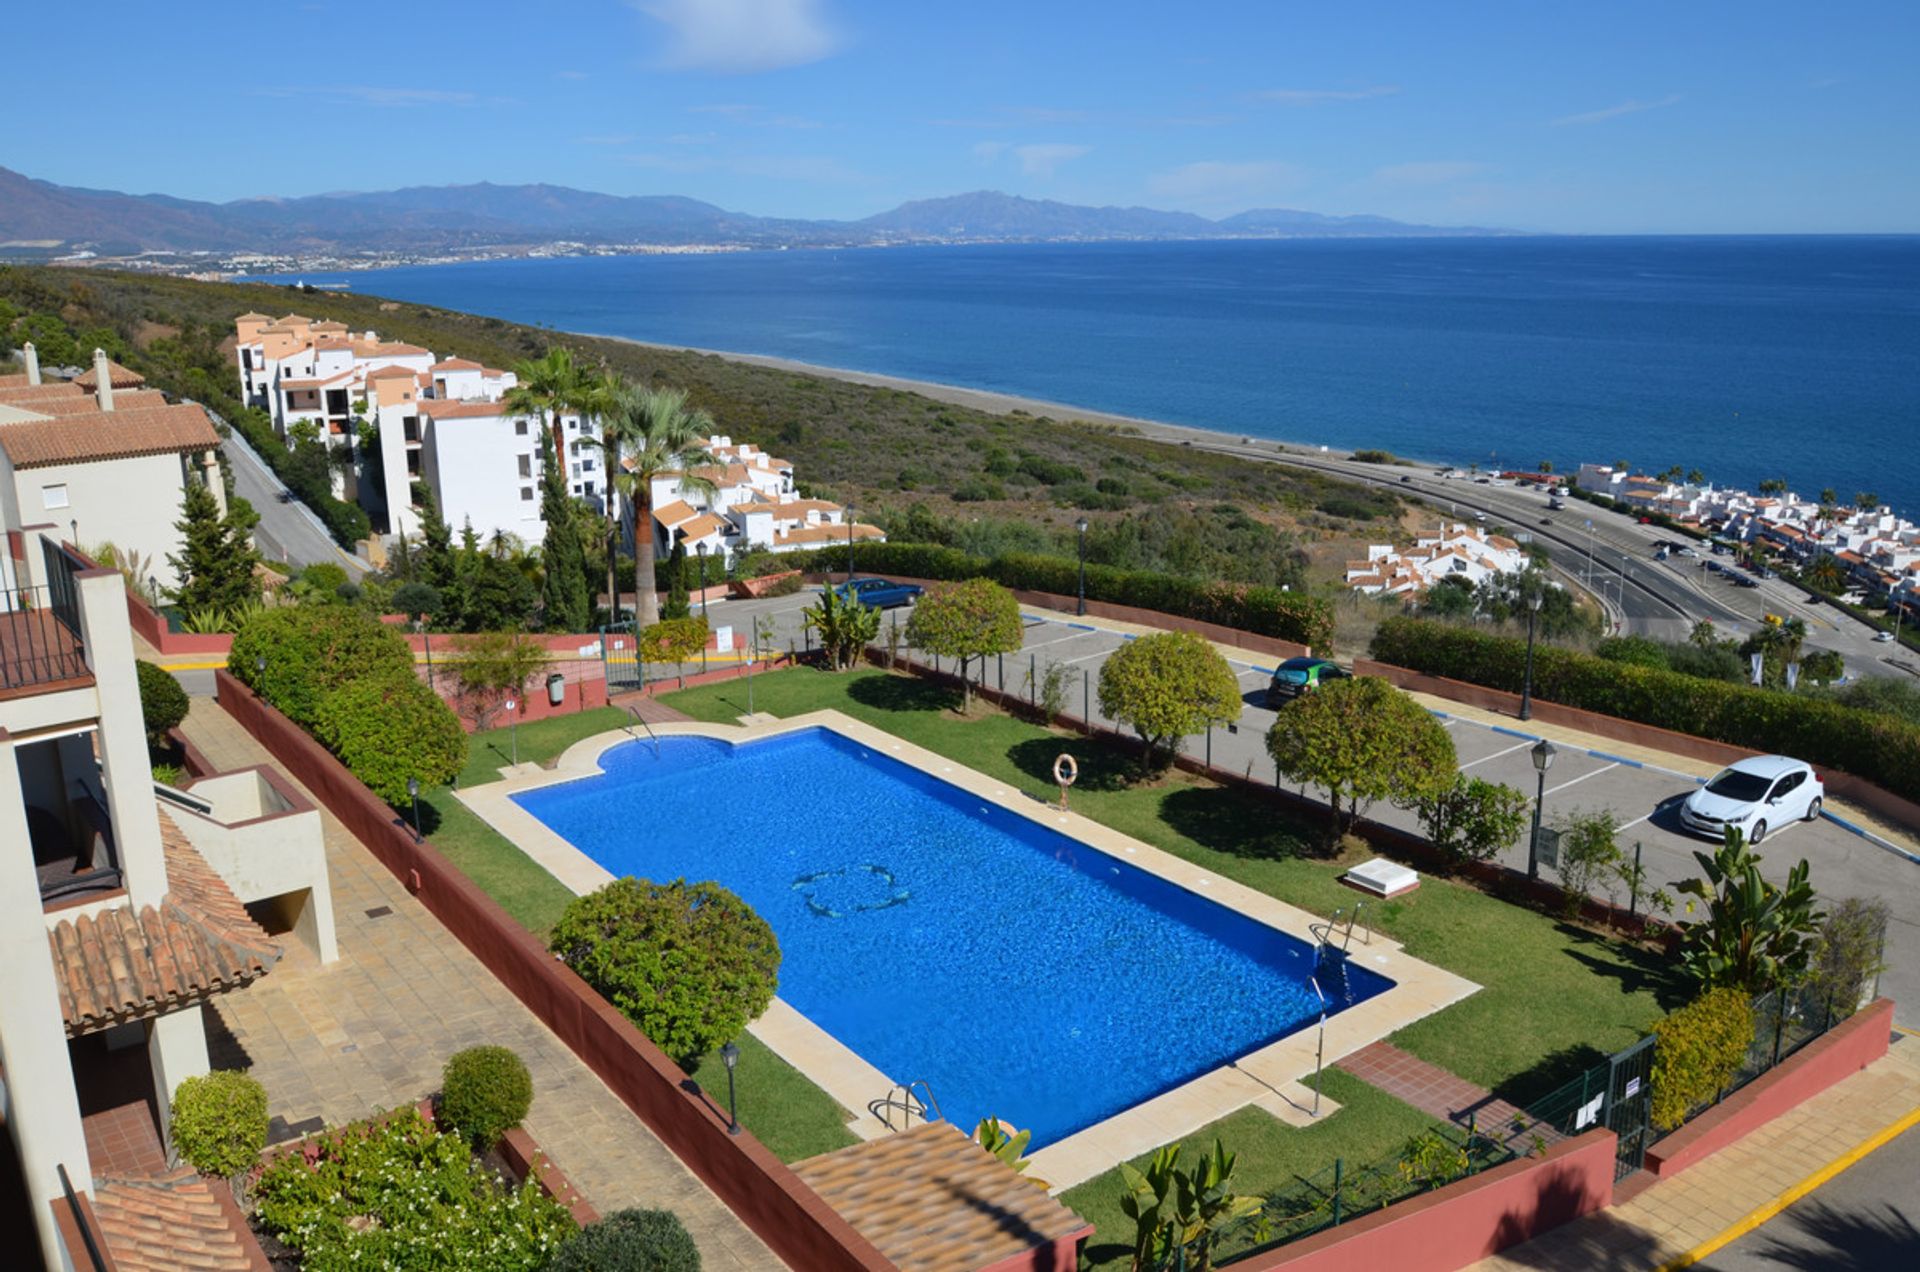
xmin=846 ymin=505 xmax=857 ymax=585
xmin=406 ymin=777 xmax=422 ymax=843
xmin=505 ymin=697 xmax=518 ymax=766
xmin=696 ymin=542 xmax=710 ymax=675
xmin=1519 ymin=591 xmax=1543 ymax=722
xmin=720 ymin=1040 xmax=741 ymax=1135
xmin=1075 ymin=517 xmax=1090 ymax=617
xmin=1527 ymin=738 xmax=1557 ymax=880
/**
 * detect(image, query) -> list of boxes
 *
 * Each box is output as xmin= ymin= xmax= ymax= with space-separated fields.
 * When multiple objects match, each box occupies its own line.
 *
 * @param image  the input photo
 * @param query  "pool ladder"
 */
xmin=869 ymin=1080 xmax=943 ymax=1132
xmin=623 ymin=705 xmax=661 ymax=757
xmin=1309 ymin=901 xmax=1369 ymax=955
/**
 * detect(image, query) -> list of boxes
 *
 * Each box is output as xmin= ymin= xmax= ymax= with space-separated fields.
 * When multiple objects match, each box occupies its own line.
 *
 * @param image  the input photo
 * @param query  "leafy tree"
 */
xmin=1413 ymin=775 xmax=1530 ymax=866
xmin=412 ymin=480 xmax=456 ymax=591
xmin=168 ymin=480 xmax=259 ymax=614
xmin=1420 ymin=575 xmax=1478 ymax=621
xmin=313 ymin=671 xmax=468 ymax=805
xmin=1804 ymin=898 xmax=1889 ymax=1021
xmin=1799 ymin=649 xmax=1845 ymax=686
xmin=537 ymin=436 xmax=591 ymax=632
xmin=390 ymin=581 xmax=442 ymax=626
xmin=548 ymin=878 xmax=780 ymax=1066
xmin=455 ymin=548 xmax=539 ymax=633
xmin=229 ymin=605 xmax=415 ymax=728
xmin=1550 ymin=808 xmax=1622 ymax=918
xmin=904 ymin=578 xmax=1023 ymax=710
xmin=1689 ymin=619 xmax=1721 ymax=650
xmin=168 ymin=1071 xmax=268 ymax=1179
xmin=451 ymin=631 xmax=552 ymax=730
xmin=803 ymin=585 xmax=880 ymax=671
xmin=601 ymin=383 xmax=716 ymax=627
xmin=136 ymin=660 xmax=190 ymax=752
xmin=1676 ymin=828 xmax=1823 ymax=994
xmin=1265 ymin=676 xmax=1454 ymax=843
xmin=1097 ymin=631 xmax=1242 ymax=772
xmin=638 ymin=616 xmax=709 ymax=687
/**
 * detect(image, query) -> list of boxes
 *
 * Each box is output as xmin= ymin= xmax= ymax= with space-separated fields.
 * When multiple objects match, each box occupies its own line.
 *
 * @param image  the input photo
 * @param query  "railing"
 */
xmin=623 ymin=705 xmax=661 ymax=757
xmin=869 ymin=1080 xmax=943 ymax=1132
xmin=57 ymin=1163 xmax=110 ymax=1272
xmin=1 ymin=543 xmax=90 ymax=691
xmin=1309 ymin=902 xmax=1369 ymax=953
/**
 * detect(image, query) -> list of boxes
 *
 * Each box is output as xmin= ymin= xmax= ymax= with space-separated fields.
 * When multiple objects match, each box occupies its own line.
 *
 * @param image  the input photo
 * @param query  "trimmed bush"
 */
xmin=228 ymin=605 xmax=414 ymax=727
xmin=313 ymin=671 xmax=467 ymax=806
xmin=169 ymin=1070 xmax=268 ymax=1178
xmin=549 ymin=878 xmax=780 ymax=1066
xmin=1370 ymin=616 xmax=1920 ymax=802
xmin=136 ymin=658 xmax=189 ymax=750
xmin=1650 ymin=988 xmax=1757 ymax=1131
xmin=549 ymin=1208 xmax=702 ymax=1272
xmin=441 ymin=1046 xmax=533 ymax=1148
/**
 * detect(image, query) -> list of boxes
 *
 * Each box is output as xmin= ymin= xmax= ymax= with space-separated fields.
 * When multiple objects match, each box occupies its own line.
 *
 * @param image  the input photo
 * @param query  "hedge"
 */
xmin=1370 ymin=616 xmax=1920 ymax=801
xmin=1650 ymin=988 xmax=1756 ymax=1131
xmin=799 ymin=542 xmax=1335 ymax=649
xmin=314 ymin=670 xmax=468 ymax=806
xmin=229 ymin=606 xmax=416 ymax=729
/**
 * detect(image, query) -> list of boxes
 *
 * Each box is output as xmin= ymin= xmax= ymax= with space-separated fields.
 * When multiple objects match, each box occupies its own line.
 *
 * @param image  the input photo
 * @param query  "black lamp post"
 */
xmin=720 ymin=1040 xmax=741 ymax=1135
xmin=1075 ymin=517 xmax=1090 ymax=616
xmin=846 ymin=505 xmax=857 ymax=585
xmin=1519 ymin=590 xmax=1543 ymax=722
xmin=406 ymin=776 xmax=422 ymax=843
xmin=695 ymin=542 xmax=710 ymax=674
xmin=1527 ymin=738 xmax=1557 ymax=879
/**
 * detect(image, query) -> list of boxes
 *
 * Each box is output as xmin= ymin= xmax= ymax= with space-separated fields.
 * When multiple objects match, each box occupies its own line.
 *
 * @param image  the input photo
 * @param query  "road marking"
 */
xmin=1059 ymin=647 xmax=1119 ymax=666
xmin=1544 ymin=762 xmax=1618 ymax=796
xmin=1654 ymin=1103 xmax=1920 ymax=1270
xmin=1616 ymin=811 xmax=1657 ymax=833
xmin=1021 ymin=629 xmax=1099 ymax=651
xmin=1461 ymin=740 xmax=1535 ymax=769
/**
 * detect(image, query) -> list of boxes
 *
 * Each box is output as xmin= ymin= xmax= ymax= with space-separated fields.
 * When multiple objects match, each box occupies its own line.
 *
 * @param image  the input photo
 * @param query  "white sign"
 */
xmin=1575 ymin=1093 xmax=1604 ymax=1130
xmin=1624 ymin=1076 xmax=1641 ymax=1099
xmin=505 ymin=698 xmax=516 ymax=712
xmin=714 ymin=625 xmax=734 ymax=652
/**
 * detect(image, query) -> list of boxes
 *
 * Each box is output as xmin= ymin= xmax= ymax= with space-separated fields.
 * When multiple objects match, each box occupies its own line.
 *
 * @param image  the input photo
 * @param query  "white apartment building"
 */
xmin=647 ymin=435 xmax=883 ymax=564
xmin=1346 ymin=521 xmax=1530 ymax=598
xmin=1 ymin=346 xmax=225 ymax=593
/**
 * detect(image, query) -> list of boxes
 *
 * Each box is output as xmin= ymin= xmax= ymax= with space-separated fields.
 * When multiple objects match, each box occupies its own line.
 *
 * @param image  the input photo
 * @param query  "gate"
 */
xmin=601 ymin=622 xmax=641 ymax=692
xmin=1603 ymin=1034 xmax=1657 ymax=1179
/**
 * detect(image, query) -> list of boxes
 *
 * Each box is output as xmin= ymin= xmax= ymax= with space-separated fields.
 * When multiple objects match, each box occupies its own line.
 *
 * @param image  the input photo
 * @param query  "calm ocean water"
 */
xmin=265 ymin=236 xmax=1920 ymax=514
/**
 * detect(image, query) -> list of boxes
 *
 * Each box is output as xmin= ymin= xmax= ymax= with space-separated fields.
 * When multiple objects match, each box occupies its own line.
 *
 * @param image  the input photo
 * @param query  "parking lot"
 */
xmin=671 ymin=583 xmax=1919 ymax=1027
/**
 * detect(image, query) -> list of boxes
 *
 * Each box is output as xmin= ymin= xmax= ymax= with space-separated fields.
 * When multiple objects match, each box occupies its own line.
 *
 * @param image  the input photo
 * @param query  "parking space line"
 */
xmin=1819 ymin=812 xmax=1920 ymax=865
xmin=1460 ymin=740 xmax=1535 ymax=769
xmin=1489 ymin=725 xmax=1538 ymax=740
xmin=1022 ymin=629 xmax=1101 ymax=651
xmin=1616 ymin=811 xmax=1657 ymax=833
xmin=1544 ymin=762 xmax=1618 ymax=796
xmin=1058 ymin=648 xmax=1118 ymax=666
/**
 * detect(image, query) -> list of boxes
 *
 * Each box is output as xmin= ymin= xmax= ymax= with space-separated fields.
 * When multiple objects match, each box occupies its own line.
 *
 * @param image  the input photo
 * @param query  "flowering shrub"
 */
xmin=252 ymin=1106 xmax=575 ymax=1270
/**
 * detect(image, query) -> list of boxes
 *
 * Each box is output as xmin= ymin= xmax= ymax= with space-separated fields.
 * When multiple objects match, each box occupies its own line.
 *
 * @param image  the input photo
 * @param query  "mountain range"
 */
xmin=0 ymin=165 xmax=1513 ymax=258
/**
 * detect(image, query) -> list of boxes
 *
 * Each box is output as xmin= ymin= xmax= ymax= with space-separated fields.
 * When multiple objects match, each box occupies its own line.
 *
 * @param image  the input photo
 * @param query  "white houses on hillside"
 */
xmin=1345 ymin=522 xmax=1529 ymax=598
xmin=647 ymin=436 xmax=884 ymax=563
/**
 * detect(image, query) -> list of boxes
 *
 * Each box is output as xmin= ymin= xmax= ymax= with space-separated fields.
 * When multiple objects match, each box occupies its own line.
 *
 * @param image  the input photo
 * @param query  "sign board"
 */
xmin=714 ymin=625 xmax=734 ymax=653
xmin=1533 ymin=825 xmax=1563 ymax=870
xmin=1576 ymin=1093 xmax=1604 ymax=1130
xmin=1623 ymin=1076 xmax=1642 ymax=1099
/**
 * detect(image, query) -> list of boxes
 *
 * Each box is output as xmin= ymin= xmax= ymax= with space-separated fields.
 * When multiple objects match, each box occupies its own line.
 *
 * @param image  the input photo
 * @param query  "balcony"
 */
xmin=1 ymin=542 xmax=90 ymax=696
xmin=32 ymin=789 xmax=124 ymax=909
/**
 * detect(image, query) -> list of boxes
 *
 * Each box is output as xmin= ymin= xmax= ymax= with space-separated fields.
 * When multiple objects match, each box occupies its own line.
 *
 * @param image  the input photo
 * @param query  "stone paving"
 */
xmin=1335 ymin=1040 xmax=1561 ymax=1151
xmin=180 ymin=700 xmax=781 ymax=1270
xmin=1471 ymin=1033 xmax=1920 ymax=1270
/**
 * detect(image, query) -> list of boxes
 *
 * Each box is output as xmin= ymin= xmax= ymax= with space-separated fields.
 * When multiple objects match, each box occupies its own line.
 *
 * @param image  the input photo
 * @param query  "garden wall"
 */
xmin=1644 ymin=997 xmax=1895 ymax=1178
xmin=211 ymin=670 xmax=896 ymax=1272
xmin=126 ymin=591 xmax=232 ymax=657
xmin=1229 ymin=1130 xmax=1617 ymax=1272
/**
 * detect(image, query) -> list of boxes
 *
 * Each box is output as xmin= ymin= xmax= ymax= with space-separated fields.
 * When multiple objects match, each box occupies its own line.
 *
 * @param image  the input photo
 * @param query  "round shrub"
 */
xmin=169 ymin=1070 xmax=268 ymax=1178
xmin=549 ymin=1208 xmax=701 ymax=1272
xmin=228 ymin=605 xmax=413 ymax=727
xmin=1650 ymin=987 xmax=1757 ymax=1131
xmin=440 ymin=1046 xmax=533 ymax=1147
xmin=313 ymin=671 xmax=467 ymax=806
xmin=548 ymin=879 xmax=779 ymax=1066
xmin=136 ymin=659 xmax=190 ymax=749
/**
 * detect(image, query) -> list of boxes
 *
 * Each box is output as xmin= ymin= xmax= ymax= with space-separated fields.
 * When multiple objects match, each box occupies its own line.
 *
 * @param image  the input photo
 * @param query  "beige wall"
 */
xmin=168 ymin=776 xmax=337 ymax=963
xmin=9 ymin=452 xmax=194 ymax=590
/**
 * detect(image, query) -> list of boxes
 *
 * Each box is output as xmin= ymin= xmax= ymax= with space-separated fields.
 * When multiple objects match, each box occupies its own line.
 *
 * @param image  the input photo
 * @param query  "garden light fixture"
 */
xmin=1527 ymin=738 xmax=1557 ymax=879
xmin=720 ymin=1040 xmax=741 ymax=1135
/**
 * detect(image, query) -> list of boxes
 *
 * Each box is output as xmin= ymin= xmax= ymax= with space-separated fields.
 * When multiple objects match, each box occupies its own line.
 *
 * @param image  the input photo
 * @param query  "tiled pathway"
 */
xmin=1337 ymin=1040 xmax=1562 ymax=1149
xmin=181 ymin=701 xmax=781 ymax=1270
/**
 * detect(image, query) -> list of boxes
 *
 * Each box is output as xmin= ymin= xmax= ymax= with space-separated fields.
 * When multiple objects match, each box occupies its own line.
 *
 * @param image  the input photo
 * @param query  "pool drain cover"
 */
xmin=792 ymin=863 xmax=911 ymax=918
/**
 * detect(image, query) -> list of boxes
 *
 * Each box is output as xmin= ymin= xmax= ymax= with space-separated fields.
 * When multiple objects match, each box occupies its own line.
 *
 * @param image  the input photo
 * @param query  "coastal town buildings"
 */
xmin=1344 ymin=521 xmax=1529 ymax=598
xmin=1 ymin=345 xmax=225 ymax=593
xmin=647 ymin=434 xmax=885 ymax=563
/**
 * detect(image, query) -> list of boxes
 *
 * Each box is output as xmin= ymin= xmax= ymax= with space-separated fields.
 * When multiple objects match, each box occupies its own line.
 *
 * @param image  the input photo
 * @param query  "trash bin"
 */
xmin=546 ymin=672 xmax=566 ymax=707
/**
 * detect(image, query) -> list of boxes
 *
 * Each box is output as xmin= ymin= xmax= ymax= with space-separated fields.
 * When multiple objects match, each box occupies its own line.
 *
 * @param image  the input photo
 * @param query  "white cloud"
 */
xmin=1013 ymin=143 xmax=1090 ymax=177
xmin=636 ymin=0 xmax=841 ymax=73
xmin=1372 ymin=161 xmax=1490 ymax=186
xmin=1252 ymin=86 xmax=1399 ymax=105
xmin=1147 ymin=160 xmax=1307 ymax=204
xmin=688 ymin=103 xmax=820 ymax=128
xmin=1550 ymin=94 xmax=1682 ymax=127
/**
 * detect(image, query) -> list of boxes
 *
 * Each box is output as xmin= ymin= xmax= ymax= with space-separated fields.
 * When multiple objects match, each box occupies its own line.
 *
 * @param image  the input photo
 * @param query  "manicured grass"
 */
xmin=415 ymin=788 xmax=577 ymax=937
xmin=664 ymin=667 xmax=1687 ymax=1103
xmin=1059 ymin=1070 xmax=1447 ymax=1271
xmin=687 ymin=1032 xmax=860 ymax=1163
xmin=454 ymin=706 xmax=629 ymax=788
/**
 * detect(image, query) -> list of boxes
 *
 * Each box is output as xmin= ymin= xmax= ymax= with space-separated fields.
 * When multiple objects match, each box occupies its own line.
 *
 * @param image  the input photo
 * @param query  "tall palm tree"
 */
xmin=1685 ymin=467 xmax=1706 ymax=485
xmin=573 ymin=368 xmax=625 ymax=617
xmin=504 ymin=348 xmax=581 ymax=463
xmin=601 ymin=384 xmax=717 ymax=627
xmin=1855 ymin=491 xmax=1880 ymax=513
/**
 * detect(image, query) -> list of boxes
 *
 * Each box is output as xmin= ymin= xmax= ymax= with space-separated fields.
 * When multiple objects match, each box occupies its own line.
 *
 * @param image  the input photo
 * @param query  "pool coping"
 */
xmin=453 ymin=709 xmax=1480 ymax=1191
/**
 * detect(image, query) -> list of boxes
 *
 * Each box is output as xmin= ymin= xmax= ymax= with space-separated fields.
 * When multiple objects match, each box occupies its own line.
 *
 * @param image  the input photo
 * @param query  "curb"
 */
xmin=1653 ymin=1102 xmax=1920 ymax=1270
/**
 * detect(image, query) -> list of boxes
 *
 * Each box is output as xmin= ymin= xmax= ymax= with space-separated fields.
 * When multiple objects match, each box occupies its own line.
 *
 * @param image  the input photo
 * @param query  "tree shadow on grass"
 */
xmin=1560 ymin=925 xmax=1693 ymax=1012
xmin=1159 ymin=785 xmax=1314 ymax=863
xmin=1488 ymin=1043 xmax=1610 ymax=1110
xmin=1005 ymin=735 xmax=1137 ymax=793
xmin=846 ymin=671 xmax=962 ymax=715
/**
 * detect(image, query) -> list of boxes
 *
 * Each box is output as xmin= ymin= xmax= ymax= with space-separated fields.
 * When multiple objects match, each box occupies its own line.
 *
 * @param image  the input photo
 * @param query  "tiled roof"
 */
xmin=366 ymin=364 xmax=418 ymax=380
xmin=353 ymin=340 xmax=430 ymax=358
xmin=74 ymin=359 xmax=147 ymax=390
xmin=0 ymin=381 xmax=86 ymax=405
xmin=795 ymin=1122 xmax=1092 ymax=1272
xmin=49 ymin=810 xmax=280 ymax=1036
xmin=431 ymin=357 xmax=483 ymax=371
xmin=21 ymin=389 xmax=171 ymax=415
xmin=91 ymin=1167 xmax=259 ymax=1271
xmin=675 ymin=513 xmax=728 ymax=541
xmin=0 ymin=404 xmax=221 ymax=470
xmin=775 ymin=523 xmax=885 ymax=547
xmin=0 ymin=371 xmax=39 ymax=387
xmin=421 ymin=399 xmax=509 ymax=420
xmin=652 ymin=499 xmax=698 ymax=527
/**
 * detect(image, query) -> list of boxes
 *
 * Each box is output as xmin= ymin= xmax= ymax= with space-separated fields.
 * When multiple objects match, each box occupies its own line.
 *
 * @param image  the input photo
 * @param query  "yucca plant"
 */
xmin=803 ymin=585 xmax=879 ymax=671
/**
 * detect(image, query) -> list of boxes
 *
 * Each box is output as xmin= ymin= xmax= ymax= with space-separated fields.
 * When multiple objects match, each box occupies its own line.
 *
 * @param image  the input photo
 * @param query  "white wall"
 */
xmin=427 ymin=414 xmax=546 ymax=542
xmin=7 ymin=452 xmax=194 ymax=589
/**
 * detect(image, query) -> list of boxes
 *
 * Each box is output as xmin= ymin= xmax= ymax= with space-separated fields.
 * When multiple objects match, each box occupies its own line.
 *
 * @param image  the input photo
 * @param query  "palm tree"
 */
xmin=602 ymin=384 xmax=717 ymax=627
xmin=1808 ymin=554 xmax=1846 ymax=594
xmin=1685 ymin=467 xmax=1706 ymax=485
xmin=504 ymin=348 xmax=582 ymax=463
xmin=1819 ymin=486 xmax=1838 ymax=507
xmin=1855 ymin=491 xmax=1879 ymax=512
xmin=1758 ymin=478 xmax=1787 ymax=496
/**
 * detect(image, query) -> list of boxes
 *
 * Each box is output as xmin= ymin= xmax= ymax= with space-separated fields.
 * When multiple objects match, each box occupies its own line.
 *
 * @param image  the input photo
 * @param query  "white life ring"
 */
xmin=1053 ymin=753 xmax=1079 ymax=787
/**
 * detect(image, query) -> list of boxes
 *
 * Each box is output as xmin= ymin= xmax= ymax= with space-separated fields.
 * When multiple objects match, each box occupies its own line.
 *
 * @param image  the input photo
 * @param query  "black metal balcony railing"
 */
xmin=0 ymin=541 xmax=89 ymax=692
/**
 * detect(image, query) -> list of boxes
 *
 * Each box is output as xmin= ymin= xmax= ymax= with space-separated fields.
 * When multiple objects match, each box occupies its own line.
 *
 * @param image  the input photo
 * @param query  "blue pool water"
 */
xmin=512 ymin=729 xmax=1391 ymax=1146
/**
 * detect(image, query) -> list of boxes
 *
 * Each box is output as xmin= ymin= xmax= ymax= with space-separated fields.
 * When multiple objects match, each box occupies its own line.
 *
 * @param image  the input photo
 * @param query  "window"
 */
xmin=584 ymin=482 xmax=596 ymax=497
xmin=514 ymin=419 xmax=528 ymax=436
xmin=41 ymin=483 xmax=69 ymax=510
xmin=521 ymin=487 xmax=534 ymax=502
xmin=517 ymin=455 xmax=532 ymax=479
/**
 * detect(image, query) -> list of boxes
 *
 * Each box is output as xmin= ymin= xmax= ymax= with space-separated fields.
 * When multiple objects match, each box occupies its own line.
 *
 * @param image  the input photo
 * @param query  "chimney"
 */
xmin=92 ymin=348 xmax=114 ymax=412
xmin=22 ymin=341 xmax=40 ymax=385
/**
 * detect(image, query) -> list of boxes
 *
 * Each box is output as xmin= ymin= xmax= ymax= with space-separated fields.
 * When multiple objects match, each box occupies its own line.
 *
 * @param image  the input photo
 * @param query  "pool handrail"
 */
xmin=623 ymin=705 xmax=662 ymax=757
xmin=869 ymin=1079 xmax=944 ymax=1132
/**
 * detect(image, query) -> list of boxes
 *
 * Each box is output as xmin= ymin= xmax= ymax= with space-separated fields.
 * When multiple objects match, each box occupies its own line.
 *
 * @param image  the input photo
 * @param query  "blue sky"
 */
xmin=9 ymin=0 xmax=1917 ymax=232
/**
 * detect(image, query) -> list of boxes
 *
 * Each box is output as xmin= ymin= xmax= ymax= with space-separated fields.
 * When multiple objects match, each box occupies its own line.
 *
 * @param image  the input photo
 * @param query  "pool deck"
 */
xmin=454 ymin=709 xmax=1480 ymax=1191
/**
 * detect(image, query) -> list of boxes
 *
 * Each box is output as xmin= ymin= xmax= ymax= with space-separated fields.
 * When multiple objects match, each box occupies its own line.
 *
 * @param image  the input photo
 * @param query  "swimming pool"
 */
xmin=512 ymin=727 xmax=1392 ymax=1146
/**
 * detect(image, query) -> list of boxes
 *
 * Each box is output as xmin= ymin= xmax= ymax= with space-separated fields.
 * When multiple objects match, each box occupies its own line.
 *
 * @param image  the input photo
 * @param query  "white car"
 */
xmin=1679 ymin=756 xmax=1824 ymax=844
xmin=1875 ymin=631 xmax=1896 ymax=643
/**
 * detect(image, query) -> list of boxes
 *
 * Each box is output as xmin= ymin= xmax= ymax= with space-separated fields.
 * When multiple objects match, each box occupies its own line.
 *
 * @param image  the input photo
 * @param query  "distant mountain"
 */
xmin=0 ymin=166 xmax=1516 ymax=259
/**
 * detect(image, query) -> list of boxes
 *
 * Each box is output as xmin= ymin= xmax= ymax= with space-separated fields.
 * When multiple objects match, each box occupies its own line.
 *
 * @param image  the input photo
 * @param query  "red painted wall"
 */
xmin=211 ymin=671 xmax=896 ymax=1272
xmin=125 ymin=591 xmax=233 ymax=656
xmin=1645 ymin=998 xmax=1894 ymax=1177
xmin=1231 ymin=1131 xmax=1617 ymax=1272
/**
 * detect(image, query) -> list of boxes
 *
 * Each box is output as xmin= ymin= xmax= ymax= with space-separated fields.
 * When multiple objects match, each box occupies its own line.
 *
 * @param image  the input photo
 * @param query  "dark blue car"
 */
xmin=835 ymin=577 xmax=925 ymax=609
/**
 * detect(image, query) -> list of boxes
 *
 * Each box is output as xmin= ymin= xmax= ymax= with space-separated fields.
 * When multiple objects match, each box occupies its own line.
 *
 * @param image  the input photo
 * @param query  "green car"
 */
xmin=1266 ymin=657 xmax=1349 ymax=706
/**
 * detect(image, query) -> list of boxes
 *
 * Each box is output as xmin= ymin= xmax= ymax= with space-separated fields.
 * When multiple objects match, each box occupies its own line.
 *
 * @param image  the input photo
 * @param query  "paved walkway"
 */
xmin=1471 ymin=1033 xmax=1920 ymax=1270
xmin=1336 ymin=1041 xmax=1560 ymax=1151
xmin=180 ymin=701 xmax=781 ymax=1270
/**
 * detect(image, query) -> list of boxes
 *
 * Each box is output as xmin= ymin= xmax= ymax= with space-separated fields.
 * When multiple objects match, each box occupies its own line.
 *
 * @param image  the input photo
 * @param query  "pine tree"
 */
xmin=538 ymin=436 xmax=591 ymax=632
xmin=413 ymin=481 xmax=455 ymax=590
xmin=168 ymin=481 xmax=259 ymax=614
xmin=663 ymin=537 xmax=691 ymax=620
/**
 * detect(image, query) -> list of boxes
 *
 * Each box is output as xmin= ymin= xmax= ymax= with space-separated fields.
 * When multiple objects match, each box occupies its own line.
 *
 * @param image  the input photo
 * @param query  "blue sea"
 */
xmin=263 ymin=236 xmax=1920 ymax=515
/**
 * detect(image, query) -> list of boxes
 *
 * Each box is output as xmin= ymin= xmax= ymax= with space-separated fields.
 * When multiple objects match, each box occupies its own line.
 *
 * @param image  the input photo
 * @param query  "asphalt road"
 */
xmin=222 ymin=429 xmax=370 ymax=577
xmin=1698 ymin=1100 xmax=1920 ymax=1271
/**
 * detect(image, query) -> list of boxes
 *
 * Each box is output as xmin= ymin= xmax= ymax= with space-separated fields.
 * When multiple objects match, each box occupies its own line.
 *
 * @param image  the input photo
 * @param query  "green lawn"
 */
xmin=687 ymin=1032 xmax=860 ymax=1163
xmin=453 ymin=706 xmax=629 ymax=788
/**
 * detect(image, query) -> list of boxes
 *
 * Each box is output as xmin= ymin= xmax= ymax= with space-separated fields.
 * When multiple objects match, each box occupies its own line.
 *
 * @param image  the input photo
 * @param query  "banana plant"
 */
xmin=1117 ymin=1140 xmax=1263 ymax=1272
xmin=973 ymin=1116 xmax=1050 ymax=1190
xmin=1118 ymin=1145 xmax=1182 ymax=1272
xmin=803 ymin=584 xmax=880 ymax=671
xmin=1676 ymin=827 xmax=1823 ymax=993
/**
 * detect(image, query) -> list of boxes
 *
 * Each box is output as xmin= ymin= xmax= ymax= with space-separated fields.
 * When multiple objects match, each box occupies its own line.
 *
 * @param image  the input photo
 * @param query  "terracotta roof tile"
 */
xmin=74 ymin=359 xmax=147 ymax=390
xmin=0 ymin=371 xmax=38 ymax=388
xmin=652 ymin=499 xmax=698 ymax=527
xmin=91 ymin=1167 xmax=258 ymax=1271
xmin=0 ymin=381 xmax=87 ymax=405
xmin=775 ymin=523 xmax=885 ymax=548
xmin=795 ymin=1123 xmax=1091 ymax=1272
xmin=366 ymin=364 xmax=419 ymax=380
xmin=19 ymin=389 xmax=171 ymax=415
xmin=49 ymin=810 xmax=280 ymax=1036
xmin=0 ymin=404 xmax=221 ymax=470
xmin=420 ymin=399 xmax=509 ymax=420
xmin=431 ymin=358 xmax=483 ymax=371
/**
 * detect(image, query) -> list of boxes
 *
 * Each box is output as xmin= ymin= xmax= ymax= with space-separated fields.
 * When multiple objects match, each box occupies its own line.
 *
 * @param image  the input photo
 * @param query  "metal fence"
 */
xmin=1 ymin=541 xmax=89 ymax=691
